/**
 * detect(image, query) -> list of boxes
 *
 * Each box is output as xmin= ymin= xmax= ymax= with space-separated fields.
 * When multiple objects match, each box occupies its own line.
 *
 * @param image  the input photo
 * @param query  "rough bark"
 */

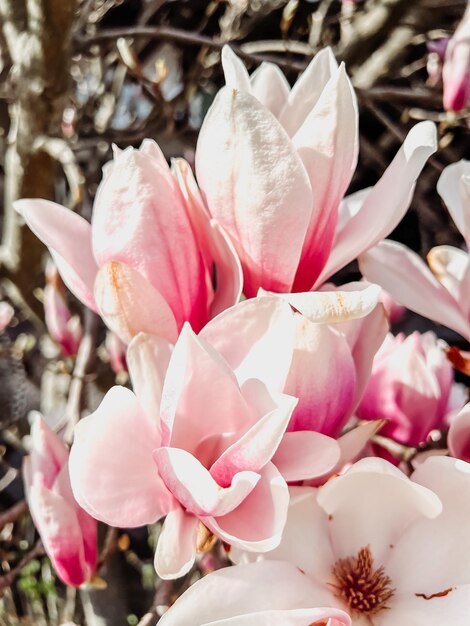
xmin=0 ymin=0 xmax=77 ymax=316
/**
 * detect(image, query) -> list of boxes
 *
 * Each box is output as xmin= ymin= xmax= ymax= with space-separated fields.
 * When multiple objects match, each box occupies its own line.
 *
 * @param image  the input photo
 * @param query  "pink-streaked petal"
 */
xmin=448 ymin=403 xmax=470 ymax=462
xmin=27 ymin=413 xmax=68 ymax=490
xmin=317 ymin=457 xmax=442 ymax=565
xmin=279 ymin=47 xmax=338 ymax=137
xmin=157 ymin=560 xmax=331 ymax=626
xmin=221 ymin=45 xmax=251 ymax=92
xmin=126 ymin=332 xmax=173 ymax=425
xmin=272 ymin=432 xmax=341 ymax=482
xmin=427 ymin=245 xmax=470 ymax=316
xmin=171 ymin=158 xmax=243 ymax=316
xmin=250 ymin=62 xmax=290 ymax=118
xmin=210 ymin=392 xmax=297 ymax=487
xmin=94 ymin=261 xmax=178 ymax=344
xmin=160 ymin=324 xmax=257 ymax=451
xmin=27 ymin=485 xmax=89 ymax=587
xmin=274 ymin=283 xmax=381 ymax=324
xmin=317 ymin=121 xmax=437 ymax=285
xmin=69 ymin=386 xmax=173 ymax=527
xmin=292 ymin=63 xmax=359 ymax=291
xmin=339 ymin=302 xmax=389 ymax=410
xmin=359 ymin=240 xmax=470 ymax=340
xmin=196 ymin=86 xmax=313 ymax=296
xmin=201 ymin=296 xmax=296 ymax=390
xmin=437 ymin=160 xmax=470 ymax=245
xmin=92 ymin=144 xmax=209 ymax=330
xmin=15 ymin=199 xmax=98 ymax=311
xmin=204 ymin=462 xmax=288 ymax=553
xmin=285 ymin=318 xmax=356 ymax=436
xmin=154 ymin=447 xmax=260 ymax=517
xmin=154 ymin=507 xmax=198 ymax=579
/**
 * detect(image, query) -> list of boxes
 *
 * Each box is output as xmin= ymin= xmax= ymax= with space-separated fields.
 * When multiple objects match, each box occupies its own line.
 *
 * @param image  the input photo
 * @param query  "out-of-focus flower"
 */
xmin=443 ymin=5 xmax=470 ymax=112
xmin=69 ymin=326 xmax=299 ymax=580
xmin=44 ymin=261 xmax=82 ymax=357
xmin=16 ymin=141 xmax=242 ymax=344
xmin=0 ymin=301 xmax=14 ymax=331
xmin=196 ymin=46 xmax=437 ymax=295
xmin=448 ymin=402 xmax=470 ymax=462
xmin=23 ymin=414 xmax=97 ymax=587
xmin=159 ymin=562 xmax=352 ymax=626
xmin=357 ymin=331 xmax=458 ymax=448
xmin=360 ymin=160 xmax=470 ymax=341
xmin=378 ymin=287 xmax=406 ymax=324
xmin=105 ymin=331 xmax=127 ymax=376
xmin=199 ymin=456 xmax=470 ymax=625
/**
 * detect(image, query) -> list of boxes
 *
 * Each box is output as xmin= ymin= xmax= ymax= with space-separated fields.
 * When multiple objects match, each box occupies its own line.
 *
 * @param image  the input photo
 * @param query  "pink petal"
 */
xmin=209 ymin=392 xmax=297 ymax=487
xmin=427 ymin=245 xmax=470 ymax=317
xmin=279 ymin=47 xmax=338 ymax=137
xmin=160 ymin=324 xmax=258 ymax=451
xmin=69 ymin=386 xmax=174 ymax=527
xmin=27 ymin=413 xmax=69 ymax=490
xmin=0 ymin=302 xmax=14 ymax=331
xmin=204 ymin=462 xmax=289 ymax=553
xmin=15 ymin=199 xmax=98 ymax=311
xmin=207 ymin=608 xmax=351 ymax=626
xmin=359 ymin=240 xmax=470 ymax=340
xmin=27 ymin=484 xmax=90 ymax=586
xmin=94 ymin=261 xmax=178 ymax=344
xmin=292 ymin=63 xmax=359 ymax=290
xmin=201 ymin=296 xmax=296 ymax=391
xmin=196 ymin=86 xmax=313 ymax=296
xmin=448 ymin=403 xmax=470 ymax=462
xmin=335 ymin=420 xmax=385 ymax=471
xmin=92 ymin=144 xmax=209 ymax=330
xmin=285 ymin=317 xmax=356 ymax=436
xmin=153 ymin=446 xmax=260 ymax=517
xmin=154 ymin=506 xmax=198 ymax=579
xmin=317 ymin=121 xmax=437 ymax=285
xmin=272 ymin=431 xmax=341 ymax=482
xmin=157 ymin=560 xmax=332 ymax=626
xmin=250 ymin=62 xmax=290 ymax=118
xmin=171 ymin=158 xmax=242 ymax=316
xmin=126 ymin=332 xmax=173 ymax=425
xmin=437 ymin=160 xmax=470 ymax=246
xmin=317 ymin=457 xmax=442 ymax=565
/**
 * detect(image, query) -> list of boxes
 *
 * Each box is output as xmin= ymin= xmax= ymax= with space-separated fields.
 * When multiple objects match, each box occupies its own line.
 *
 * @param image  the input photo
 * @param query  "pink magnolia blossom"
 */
xmin=212 ymin=456 xmax=470 ymax=625
xmin=44 ymin=261 xmax=82 ymax=357
xmin=195 ymin=46 xmax=437 ymax=295
xmin=360 ymin=160 xmax=470 ymax=341
xmin=16 ymin=141 xmax=241 ymax=344
xmin=105 ymin=331 xmax=127 ymax=375
xmin=69 ymin=326 xmax=300 ymax=580
xmin=443 ymin=4 xmax=470 ymax=112
xmin=378 ymin=287 xmax=405 ymax=324
xmin=23 ymin=414 xmax=97 ymax=587
xmin=448 ymin=402 xmax=470 ymax=462
xmin=357 ymin=331 xmax=457 ymax=448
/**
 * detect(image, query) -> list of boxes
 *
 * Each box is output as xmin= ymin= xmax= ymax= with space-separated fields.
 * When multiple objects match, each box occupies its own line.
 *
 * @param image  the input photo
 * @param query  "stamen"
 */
xmin=331 ymin=546 xmax=395 ymax=615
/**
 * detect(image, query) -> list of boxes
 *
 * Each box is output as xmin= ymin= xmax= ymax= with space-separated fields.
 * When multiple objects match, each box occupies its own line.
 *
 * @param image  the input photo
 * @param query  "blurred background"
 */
xmin=0 ymin=1 xmax=469 ymax=624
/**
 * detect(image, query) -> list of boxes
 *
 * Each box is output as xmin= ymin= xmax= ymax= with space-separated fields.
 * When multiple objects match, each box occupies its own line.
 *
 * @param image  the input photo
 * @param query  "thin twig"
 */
xmin=0 ymin=541 xmax=44 ymax=593
xmin=0 ymin=499 xmax=27 ymax=531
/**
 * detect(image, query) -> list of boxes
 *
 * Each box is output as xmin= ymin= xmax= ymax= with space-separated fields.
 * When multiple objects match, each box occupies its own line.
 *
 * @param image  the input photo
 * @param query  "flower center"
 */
xmin=331 ymin=546 xmax=395 ymax=615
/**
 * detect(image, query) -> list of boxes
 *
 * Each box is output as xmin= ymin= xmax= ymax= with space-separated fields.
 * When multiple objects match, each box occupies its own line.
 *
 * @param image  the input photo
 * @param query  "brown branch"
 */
xmin=0 ymin=541 xmax=44 ymax=593
xmin=0 ymin=499 xmax=28 ymax=531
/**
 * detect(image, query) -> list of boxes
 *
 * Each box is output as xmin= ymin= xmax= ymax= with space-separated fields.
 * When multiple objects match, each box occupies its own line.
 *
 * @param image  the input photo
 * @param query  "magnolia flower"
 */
xmin=195 ymin=46 xmax=437 ymax=295
xmin=69 ymin=325 xmax=301 ymax=579
xmin=443 ymin=4 xmax=470 ymax=112
xmin=360 ymin=160 xmax=470 ymax=341
xmin=448 ymin=402 xmax=470 ymax=462
xmin=23 ymin=414 xmax=97 ymax=587
xmin=357 ymin=331 xmax=457 ymax=448
xmin=44 ymin=261 xmax=82 ymax=357
xmin=105 ymin=331 xmax=127 ymax=375
xmin=378 ymin=288 xmax=405 ymax=325
xmin=175 ymin=456 xmax=470 ymax=625
xmin=17 ymin=141 xmax=241 ymax=344
xmin=158 ymin=562 xmax=351 ymax=626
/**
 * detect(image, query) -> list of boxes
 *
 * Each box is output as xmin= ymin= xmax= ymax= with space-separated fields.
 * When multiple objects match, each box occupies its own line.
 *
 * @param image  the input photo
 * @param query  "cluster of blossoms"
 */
xmin=17 ymin=45 xmax=470 ymax=624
